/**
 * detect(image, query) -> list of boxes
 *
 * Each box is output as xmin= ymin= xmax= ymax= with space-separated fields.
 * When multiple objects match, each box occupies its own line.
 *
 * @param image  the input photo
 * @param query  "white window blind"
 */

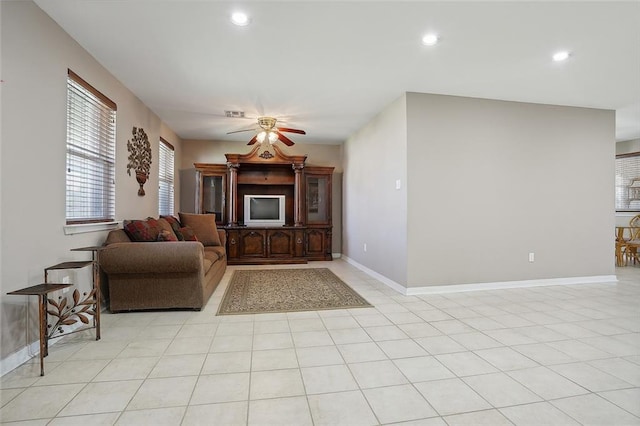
xmin=616 ymin=153 xmax=640 ymax=212
xmin=66 ymin=70 xmax=116 ymax=224
xmin=159 ymin=138 xmax=175 ymax=216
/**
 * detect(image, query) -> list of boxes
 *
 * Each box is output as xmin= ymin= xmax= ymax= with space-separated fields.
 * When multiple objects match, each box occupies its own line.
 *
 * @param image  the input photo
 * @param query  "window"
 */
xmin=159 ymin=138 xmax=175 ymax=216
xmin=66 ymin=70 xmax=116 ymax=224
xmin=616 ymin=152 xmax=640 ymax=212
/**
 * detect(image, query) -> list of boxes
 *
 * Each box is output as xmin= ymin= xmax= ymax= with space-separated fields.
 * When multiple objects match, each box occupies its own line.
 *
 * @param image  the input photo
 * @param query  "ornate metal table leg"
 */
xmin=38 ymin=294 xmax=47 ymax=376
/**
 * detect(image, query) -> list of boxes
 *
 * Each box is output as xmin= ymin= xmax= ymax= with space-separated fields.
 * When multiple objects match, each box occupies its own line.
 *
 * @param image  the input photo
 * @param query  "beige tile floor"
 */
xmin=1 ymin=260 xmax=639 ymax=425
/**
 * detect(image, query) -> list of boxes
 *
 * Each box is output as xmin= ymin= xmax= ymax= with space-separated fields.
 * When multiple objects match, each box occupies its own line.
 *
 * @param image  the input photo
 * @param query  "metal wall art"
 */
xmin=126 ymin=127 xmax=152 ymax=196
xmin=47 ymin=289 xmax=97 ymax=338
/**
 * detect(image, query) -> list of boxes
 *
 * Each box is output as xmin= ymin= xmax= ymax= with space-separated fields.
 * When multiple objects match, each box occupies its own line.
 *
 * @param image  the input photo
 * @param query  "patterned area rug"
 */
xmin=217 ymin=268 xmax=372 ymax=315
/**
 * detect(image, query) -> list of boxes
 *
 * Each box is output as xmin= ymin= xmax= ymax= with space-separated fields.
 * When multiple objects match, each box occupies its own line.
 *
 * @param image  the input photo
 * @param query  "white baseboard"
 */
xmin=405 ymin=275 xmax=618 ymax=295
xmin=0 ymin=340 xmax=40 ymax=377
xmin=341 ymin=256 xmax=618 ymax=296
xmin=341 ymin=255 xmax=407 ymax=294
xmin=0 ymin=322 xmax=89 ymax=377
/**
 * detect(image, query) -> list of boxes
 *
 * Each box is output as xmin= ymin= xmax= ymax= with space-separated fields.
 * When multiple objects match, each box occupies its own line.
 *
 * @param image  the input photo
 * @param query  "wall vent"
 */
xmin=225 ymin=110 xmax=245 ymax=118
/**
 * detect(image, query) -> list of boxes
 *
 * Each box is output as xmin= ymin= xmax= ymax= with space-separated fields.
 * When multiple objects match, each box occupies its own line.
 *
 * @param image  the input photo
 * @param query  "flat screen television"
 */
xmin=243 ymin=195 xmax=286 ymax=227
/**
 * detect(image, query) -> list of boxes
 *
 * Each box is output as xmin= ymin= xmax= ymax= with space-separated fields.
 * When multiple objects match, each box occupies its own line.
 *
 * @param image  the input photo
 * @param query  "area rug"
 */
xmin=217 ymin=268 xmax=372 ymax=315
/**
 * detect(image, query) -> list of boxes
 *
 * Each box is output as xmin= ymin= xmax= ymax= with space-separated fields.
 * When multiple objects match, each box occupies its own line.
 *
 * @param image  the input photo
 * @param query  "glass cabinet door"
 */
xmin=306 ymin=175 xmax=331 ymax=225
xmin=201 ymin=175 xmax=225 ymax=224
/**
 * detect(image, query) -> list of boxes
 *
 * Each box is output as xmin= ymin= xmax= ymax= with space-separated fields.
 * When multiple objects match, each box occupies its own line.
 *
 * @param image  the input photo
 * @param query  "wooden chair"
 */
xmin=616 ymin=227 xmax=629 ymax=266
xmin=616 ymin=214 xmax=640 ymax=266
xmin=625 ymin=214 xmax=640 ymax=265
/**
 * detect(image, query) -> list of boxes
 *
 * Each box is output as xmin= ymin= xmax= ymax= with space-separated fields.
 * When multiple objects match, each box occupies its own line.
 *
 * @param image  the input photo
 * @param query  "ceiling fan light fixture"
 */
xmin=258 ymin=116 xmax=277 ymax=130
xmin=231 ymin=12 xmax=250 ymax=26
xmin=233 ymin=116 xmax=305 ymax=147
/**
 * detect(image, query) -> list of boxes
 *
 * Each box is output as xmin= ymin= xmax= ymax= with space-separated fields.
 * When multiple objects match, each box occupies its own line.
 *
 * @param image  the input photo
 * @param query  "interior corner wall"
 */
xmin=343 ymin=95 xmax=408 ymax=286
xmin=405 ymin=92 xmax=615 ymax=287
xmin=0 ymin=1 xmax=182 ymax=366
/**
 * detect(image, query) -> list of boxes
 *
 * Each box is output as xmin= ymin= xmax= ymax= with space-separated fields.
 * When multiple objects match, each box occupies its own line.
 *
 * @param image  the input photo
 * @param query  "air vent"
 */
xmin=225 ymin=110 xmax=245 ymax=118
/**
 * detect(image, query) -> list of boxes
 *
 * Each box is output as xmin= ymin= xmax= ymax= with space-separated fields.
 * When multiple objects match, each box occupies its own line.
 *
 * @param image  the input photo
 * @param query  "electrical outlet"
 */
xmin=395 ymin=179 xmax=402 ymax=190
xmin=364 ymin=243 xmax=367 ymax=252
xmin=528 ymin=252 xmax=535 ymax=262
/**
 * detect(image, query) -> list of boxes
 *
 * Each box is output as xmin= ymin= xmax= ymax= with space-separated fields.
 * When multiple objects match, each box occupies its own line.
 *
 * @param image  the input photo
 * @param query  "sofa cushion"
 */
xmin=179 ymin=213 xmax=221 ymax=246
xmin=180 ymin=226 xmax=198 ymax=241
xmin=203 ymin=258 xmax=214 ymax=275
xmin=157 ymin=229 xmax=179 ymax=241
xmin=160 ymin=215 xmax=184 ymax=240
xmin=205 ymin=246 xmax=226 ymax=260
xmin=123 ymin=218 xmax=160 ymax=242
xmin=203 ymin=250 xmax=219 ymax=264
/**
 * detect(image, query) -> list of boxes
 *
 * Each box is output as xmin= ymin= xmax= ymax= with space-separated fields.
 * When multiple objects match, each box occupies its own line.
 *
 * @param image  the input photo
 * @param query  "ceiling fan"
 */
xmin=227 ymin=116 xmax=306 ymax=146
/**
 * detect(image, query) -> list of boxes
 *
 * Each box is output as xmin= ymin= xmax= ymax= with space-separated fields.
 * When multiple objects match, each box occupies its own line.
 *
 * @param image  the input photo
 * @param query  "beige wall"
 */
xmin=343 ymin=92 xmax=615 ymax=289
xmin=181 ymin=140 xmax=342 ymax=172
xmin=342 ymin=95 xmax=409 ymax=285
xmin=180 ymin=140 xmax=343 ymax=253
xmin=406 ymin=93 xmax=615 ymax=287
xmin=0 ymin=1 xmax=182 ymax=366
xmin=616 ymin=138 xmax=640 ymax=155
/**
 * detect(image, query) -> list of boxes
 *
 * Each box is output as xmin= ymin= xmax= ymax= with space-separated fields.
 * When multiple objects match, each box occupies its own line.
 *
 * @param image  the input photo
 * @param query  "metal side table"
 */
xmin=7 ymin=283 xmax=73 ymax=376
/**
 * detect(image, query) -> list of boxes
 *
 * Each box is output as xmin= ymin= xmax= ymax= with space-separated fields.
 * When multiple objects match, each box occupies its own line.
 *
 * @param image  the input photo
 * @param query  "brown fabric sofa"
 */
xmin=99 ymin=227 xmax=226 ymax=312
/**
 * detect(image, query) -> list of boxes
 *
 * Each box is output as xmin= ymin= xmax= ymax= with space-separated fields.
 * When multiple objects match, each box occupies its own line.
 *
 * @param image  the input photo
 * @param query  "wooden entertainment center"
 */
xmin=187 ymin=145 xmax=333 ymax=264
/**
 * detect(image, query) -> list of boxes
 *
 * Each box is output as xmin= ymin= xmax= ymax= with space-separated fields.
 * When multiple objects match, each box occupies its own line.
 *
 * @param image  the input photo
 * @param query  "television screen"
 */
xmin=250 ymin=197 xmax=280 ymax=220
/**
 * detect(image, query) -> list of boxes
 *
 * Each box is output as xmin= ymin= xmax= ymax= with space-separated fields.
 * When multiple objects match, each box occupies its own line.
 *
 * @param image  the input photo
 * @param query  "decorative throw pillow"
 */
xmin=157 ymin=229 xmax=178 ymax=242
xmin=123 ymin=218 xmax=160 ymax=242
xmin=178 ymin=213 xmax=221 ymax=246
xmin=160 ymin=215 xmax=184 ymax=240
xmin=156 ymin=218 xmax=178 ymax=239
xmin=180 ymin=226 xmax=198 ymax=241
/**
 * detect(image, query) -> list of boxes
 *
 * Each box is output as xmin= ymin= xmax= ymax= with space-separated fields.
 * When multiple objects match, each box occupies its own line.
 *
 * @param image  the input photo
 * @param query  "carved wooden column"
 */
xmin=227 ymin=163 xmax=239 ymax=226
xmin=293 ymin=163 xmax=304 ymax=227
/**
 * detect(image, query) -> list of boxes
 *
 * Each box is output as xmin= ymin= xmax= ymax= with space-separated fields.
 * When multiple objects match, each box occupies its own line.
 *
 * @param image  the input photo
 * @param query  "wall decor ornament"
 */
xmin=259 ymin=149 xmax=275 ymax=159
xmin=126 ymin=127 xmax=152 ymax=196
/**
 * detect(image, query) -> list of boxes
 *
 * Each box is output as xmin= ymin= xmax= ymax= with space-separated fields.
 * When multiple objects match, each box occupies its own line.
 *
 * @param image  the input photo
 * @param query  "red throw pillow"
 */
xmin=157 ymin=229 xmax=178 ymax=242
xmin=123 ymin=218 xmax=160 ymax=242
xmin=160 ymin=215 xmax=184 ymax=240
xmin=180 ymin=226 xmax=198 ymax=241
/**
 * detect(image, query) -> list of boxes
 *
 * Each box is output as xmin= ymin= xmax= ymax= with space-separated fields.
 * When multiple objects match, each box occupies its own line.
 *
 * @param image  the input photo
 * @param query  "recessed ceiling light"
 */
xmin=552 ymin=51 xmax=571 ymax=62
xmin=231 ymin=12 xmax=249 ymax=26
xmin=422 ymin=33 xmax=439 ymax=46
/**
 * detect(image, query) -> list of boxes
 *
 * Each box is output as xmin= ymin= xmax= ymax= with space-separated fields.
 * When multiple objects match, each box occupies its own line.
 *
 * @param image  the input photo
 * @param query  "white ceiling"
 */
xmin=34 ymin=1 xmax=640 ymax=144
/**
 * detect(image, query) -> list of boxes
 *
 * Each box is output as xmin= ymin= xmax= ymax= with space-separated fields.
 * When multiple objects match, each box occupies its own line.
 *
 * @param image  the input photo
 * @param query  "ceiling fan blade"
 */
xmin=227 ymin=128 xmax=256 ymax=135
xmin=277 ymin=127 xmax=306 ymax=135
xmin=276 ymin=132 xmax=295 ymax=146
xmin=247 ymin=135 xmax=258 ymax=145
